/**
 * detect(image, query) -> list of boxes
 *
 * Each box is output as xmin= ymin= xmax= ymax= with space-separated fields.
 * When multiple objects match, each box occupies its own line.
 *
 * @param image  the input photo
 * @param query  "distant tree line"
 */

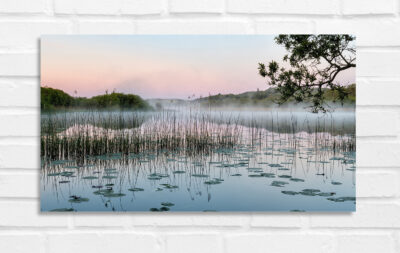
xmin=196 ymin=84 xmax=355 ymax=108
xmin=41 ymin=87 xmax=152 ymax=110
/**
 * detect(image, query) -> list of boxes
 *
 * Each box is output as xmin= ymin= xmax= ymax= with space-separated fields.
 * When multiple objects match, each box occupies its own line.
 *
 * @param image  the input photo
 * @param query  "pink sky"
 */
xmin=41 ymin=35 xmax=355 ymax=99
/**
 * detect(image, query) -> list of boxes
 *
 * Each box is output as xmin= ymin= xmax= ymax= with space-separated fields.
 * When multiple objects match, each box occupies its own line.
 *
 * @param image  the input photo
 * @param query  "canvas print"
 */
xmin=40 ymin=35 xmax=356 ymax=212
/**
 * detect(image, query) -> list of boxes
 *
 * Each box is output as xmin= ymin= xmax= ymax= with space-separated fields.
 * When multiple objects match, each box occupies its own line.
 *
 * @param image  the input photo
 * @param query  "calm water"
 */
xmin=40 ymin=110 xmax=355 ymax=212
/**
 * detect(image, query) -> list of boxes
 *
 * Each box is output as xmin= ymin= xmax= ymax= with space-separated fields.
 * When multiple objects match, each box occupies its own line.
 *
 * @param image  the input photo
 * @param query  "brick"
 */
xmin=336 ymin=234 xmax=396 ymax=253
xmin=0 ymin=21 xmax=71 ymax=50
xmin=166 ymin=234 xmax=222 ymax=253
xmin=357 ymin=142 xmax=400 ymax=167
xmin=131 ymin=214 xmax=249 ymax=227
xmin=121 ymin=0 xmax=163 ymax=15
xmin=356 ymin=111 xmax=397 ymax=136
xmin=0 ymin=80 xmax=39 ymax=107
xmin=0 ymin=114 xmax=38 ymax=136
xmin=48 ymin=233 xmax=160 ymax=253
xmin=0 ymin=0 xmax=47 ymax=14
xmin=55 ymin=0 xmax=163 ymax=15
xmin=54 ymin=0 xmax=120 ymax=15
xmin=310 ymin=203 xmax=400 ymax=228
xmin=136 ymin=21 xmax=252 ymax=34
xmin=0 ymin=234 xmax=45 ymax=253
xmin=0 ymin=201 xmax=68 ymax=227
xmin=358 ymin=50 xmax=400 ymax=77
xmin=78 ymin=20 xmax=134 ymax=34
xmin=73 ymin=213 xmax=131 ymax=227
xmin=169 ymin=0 xmax=224 ymax=13
xmin=314 ymin=18 xmax=400 ymax=47
xmin=225 ymin=234 xmax=333 ymax=253
xmin=227 ymin=0 xmax=340 ymax=15
xmin=250 ymin=213 xmax=302 ymax=227
xmin=342 ymin=0 xmax=395 ymax=15
xmin=0 ymin=172 xmax=38 ymax=198
xmin=0 ymin=145 xmax=39 ymax=169
xmin=0 ymin=53 xmax=38 ymax=76
xmin=357 ymin=79 xmax=400 ymax=105
xmin=357 ymin=171 xmax=399 ymax=197
xmin=255 ymin=20 xmax=314 ymax=34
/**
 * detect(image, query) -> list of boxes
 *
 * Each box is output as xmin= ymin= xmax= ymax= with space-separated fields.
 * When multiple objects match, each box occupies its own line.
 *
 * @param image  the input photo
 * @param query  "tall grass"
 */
xmin=41 ymin=109 xmax=355 ymax=161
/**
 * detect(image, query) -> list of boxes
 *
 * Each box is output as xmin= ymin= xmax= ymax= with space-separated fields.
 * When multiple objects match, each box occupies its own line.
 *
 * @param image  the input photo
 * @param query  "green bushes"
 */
xmin=41 ymin=87 xmax=152 ymax=111
xmin=41 ymin=87 xmax=73 ymax=110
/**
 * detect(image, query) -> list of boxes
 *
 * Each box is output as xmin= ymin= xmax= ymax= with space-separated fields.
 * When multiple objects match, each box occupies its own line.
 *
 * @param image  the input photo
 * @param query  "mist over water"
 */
xmin=41 ymin=106 xmax=355 ymax=212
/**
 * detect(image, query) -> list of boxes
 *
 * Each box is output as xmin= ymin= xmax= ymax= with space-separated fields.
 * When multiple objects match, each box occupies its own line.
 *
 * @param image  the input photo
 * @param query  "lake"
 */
xmin=40 ymin=109 xmax=355 ymax=212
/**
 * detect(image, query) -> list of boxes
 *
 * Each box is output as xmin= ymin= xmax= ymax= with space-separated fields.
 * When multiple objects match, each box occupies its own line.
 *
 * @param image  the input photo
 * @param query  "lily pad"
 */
xmin=191 ymin=174 xmax=209 ymax=178
xmin=93 ymin=189 xmax=113 ymax=195
xmin=327 ymin=196 xmax=355 ymax=202
xmin=269 ymin=164 xmax=283 ymax=167
xmin=299 ymin=189 xmax=320 ymax=196
xmin=318 ymin=192 xmax=336 ymax=197
xmin=103 ymin=175 xmax=117 ymax=179
xmin=82 ymin=176 xmax=98 ymax=180
xmin=161 ymin=184 xmax=178 ymax=189
xmin=281 ymin=190 xmax=298 ymax=195
xmin=248 ymin=174 xmax=263 ymax=178
xmin=47 ymin=173 xmax=62 ymax=176
xmin=161 ymin=202 xmax=175 ymax=207
xmin=128 ymin=188 xmax=144 ymax=192
xmin=204 ymin=179 xmax=223 ymax=184
xmin=247 ymin=167 xmax=262 ymax=171
xmin=271 ymin=181 xmax=288 ymax=187
xmin=68 ymin=197 xmax=89 ymax=203
xmin=61 ymin=171 xmax=74 ymax=177
xmin=149 ymin=173 xmax=169 ymax=178
xmin=103 ymin=193 xmax=126 ymax=198
xmin=260 ymin=173 xmax=275 ymax=178
xmin=147 ymin=176 xmax=162 ymax=180
xmin=290 ymin=178 xmax=305 ymax=182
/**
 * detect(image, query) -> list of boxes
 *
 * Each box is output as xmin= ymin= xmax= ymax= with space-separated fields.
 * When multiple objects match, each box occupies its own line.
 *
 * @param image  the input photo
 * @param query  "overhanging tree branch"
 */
xmin=258 ymin=35 xmax=356 ymax=113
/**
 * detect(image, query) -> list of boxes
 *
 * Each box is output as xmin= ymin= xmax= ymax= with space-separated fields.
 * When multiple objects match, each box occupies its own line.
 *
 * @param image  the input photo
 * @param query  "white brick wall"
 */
xmin=0 ymin=0 xmax=399 ymax=252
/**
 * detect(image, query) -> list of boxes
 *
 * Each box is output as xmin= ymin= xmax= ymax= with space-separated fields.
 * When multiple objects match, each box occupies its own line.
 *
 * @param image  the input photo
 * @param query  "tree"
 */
xmin=258 ymin=35 xmax=356 ymax=112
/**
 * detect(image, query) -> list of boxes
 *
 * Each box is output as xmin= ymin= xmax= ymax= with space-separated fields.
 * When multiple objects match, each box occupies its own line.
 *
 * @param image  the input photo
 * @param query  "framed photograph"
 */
xmin=40 ymin=35 xmax=356 ymax=212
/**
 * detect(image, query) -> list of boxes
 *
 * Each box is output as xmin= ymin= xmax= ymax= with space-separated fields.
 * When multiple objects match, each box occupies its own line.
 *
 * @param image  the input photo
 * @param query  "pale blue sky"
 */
xmin=41 ymin=35 xmax=355 ymax=99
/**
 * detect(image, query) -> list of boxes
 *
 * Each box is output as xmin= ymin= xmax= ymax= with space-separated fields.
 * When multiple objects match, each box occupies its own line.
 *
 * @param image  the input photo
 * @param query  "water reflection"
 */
xmin=41 ymin=110 xmax=355 ymax=212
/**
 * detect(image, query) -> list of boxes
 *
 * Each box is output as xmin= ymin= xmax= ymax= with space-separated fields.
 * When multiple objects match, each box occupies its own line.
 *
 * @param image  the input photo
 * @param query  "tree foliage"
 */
xmin=41 ymin=87 xmax=151 ymax=111
xmin=41 ymin=87 xmax=73 ymax=109
xmin=258 ymin=35 xmax=356 ymax=112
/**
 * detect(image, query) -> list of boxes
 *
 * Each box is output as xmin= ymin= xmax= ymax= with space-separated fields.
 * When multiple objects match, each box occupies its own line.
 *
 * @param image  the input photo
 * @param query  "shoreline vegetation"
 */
xmin=41 ymin=86 xmax=152 ymax=111
xmin=41 ymin=84 xmax=355 ymax=112
xmin=41 ymin=85 xmax=355 ymax=160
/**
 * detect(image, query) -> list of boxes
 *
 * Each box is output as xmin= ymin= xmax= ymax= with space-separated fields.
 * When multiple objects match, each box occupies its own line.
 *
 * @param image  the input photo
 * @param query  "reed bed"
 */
xmin=41 ymin=109 xmax=355 ymax=161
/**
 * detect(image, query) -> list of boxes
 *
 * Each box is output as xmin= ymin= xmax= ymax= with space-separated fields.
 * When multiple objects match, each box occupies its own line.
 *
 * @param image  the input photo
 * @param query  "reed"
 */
xmin=41 ymin=109 xmax=355 ymax=161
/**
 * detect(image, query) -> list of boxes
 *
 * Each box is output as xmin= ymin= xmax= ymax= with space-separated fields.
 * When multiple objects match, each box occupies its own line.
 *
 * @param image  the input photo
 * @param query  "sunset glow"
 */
xmin=41 ymin=35 xmax=355 ymax=99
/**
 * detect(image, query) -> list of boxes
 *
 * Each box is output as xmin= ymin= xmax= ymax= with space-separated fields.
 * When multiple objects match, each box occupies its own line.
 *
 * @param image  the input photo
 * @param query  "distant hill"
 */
xmin=41 ymin=86 xmax=151 ymax=111
xmin=146 ymin=98 xmax=189 ymax=110
xmin=194 ymin=84 xmax=355 ymax=109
